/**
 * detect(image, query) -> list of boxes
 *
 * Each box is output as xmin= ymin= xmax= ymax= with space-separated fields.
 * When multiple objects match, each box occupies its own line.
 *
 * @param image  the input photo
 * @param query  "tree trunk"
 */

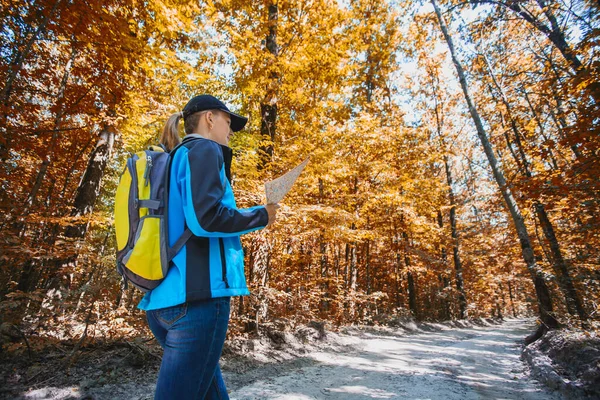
xmin=365 ymin=240 xmax=371 ymax=295
xmin=66 ymin=125 xmax=116 ymax=237
xmin=508 ymin=280 xmax=517 ymax=317
xmin=438 ymin=274 xmax=451 ymax=320
xmin=534 ymin=203 xmax=588 ymax=320
xmin=335 ymin=244 xmax=341 ymax=278
xmin=319 ymin=231 xmax=329 ymax=313
xmin=395 ymin=252 xmax=402 ymax=308
xmin=253 ymin=3 xmax=278 ymax=328
xmin=444 ymin=155 xmax=467 ymax=319
xmin=484 ymin=56 xmax=587 ymax=321
xmin=407 ymin=270 xmax=417 ymax=319
xmin=348 ymin=243 xmax=358 ymax=319
xmin=436 ymin=210 xmax=450 ymax=320
xmin=402 ymin=231 xmax=418 ymax=319
xmin=59 ymin=136 xmax=96 ymax=204
xmin=318 ymin=178 xmax=329 ymax=313
xmin=429 ymin=58 xmax=468 ymax=320
xmin=258 ymin=2 xmax=279 ymax=169
xmin=432 ymin=0 xmax=559 ymax=329
xmin=344 ymin=242 xmax=350 ymax=289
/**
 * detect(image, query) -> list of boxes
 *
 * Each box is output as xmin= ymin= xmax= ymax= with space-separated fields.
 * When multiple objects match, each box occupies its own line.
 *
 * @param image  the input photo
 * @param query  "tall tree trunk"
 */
xmin=335 ymin=244 xmax=341 ymax=279
xmin=441 ymin=275 xmax=450 ymax=320
xmin=407 ymin=269 xmax=417 ymax=319
xmin=66 ymin=125 xmax=115 ymax=237
xmin=59 ymin=136 xmax=96 ymax=203
xmin=432 ymin=0 xmax=558 ymax=330
xmin=253 ymin=3 xmax=279 ymax=330
xmin=395 ymin=252 xmax=402 ymax=308
xmin=258 ymin=2 xmax=279 ymax=169
xmin=483 ymin=56 xmax=588 ymax=321
xmin=365 ymin=240 xmax=371 ymax=295
xmin=444 ymin=155 xmax=467 ymax=319
xmin=344 ymin=242 xmax=350 ymax=290
xmin=349 ymin=241 xmax=358 ymax=319
xmin=318 ymin=178 xmax=329 ymax=313
xmin=251 ymin=235 xmax=271 ymax=332
xmin=402 ymin=231 xmax=418 ymax=319
xmin=346 ymin=174 xmax=360 ymax=319
xmin=508 ymin=280 xmax=517 ymax=318
xmin=436 ymin=210 xmax=448 ymax=319
xmin=319 ymin=232 xmax=329 ymax=313
xmin=534 ymin=203 xmax=588 ymax=320
xmin=429 ymin=60 xmax=468 ymax=320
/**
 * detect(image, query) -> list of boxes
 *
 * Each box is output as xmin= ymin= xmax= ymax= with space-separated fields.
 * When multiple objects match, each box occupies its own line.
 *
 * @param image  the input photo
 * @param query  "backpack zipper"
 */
xmin=219 ymin=238 xmax=229 ymax=288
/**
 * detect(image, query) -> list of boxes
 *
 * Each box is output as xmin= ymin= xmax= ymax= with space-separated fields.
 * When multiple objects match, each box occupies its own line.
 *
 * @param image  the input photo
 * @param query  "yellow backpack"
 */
xmin=114 ymin=144 xmax=191 ymax=291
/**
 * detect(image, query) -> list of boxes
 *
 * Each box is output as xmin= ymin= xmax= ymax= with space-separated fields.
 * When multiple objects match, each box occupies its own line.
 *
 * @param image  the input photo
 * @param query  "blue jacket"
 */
xmin=138 ymin=135 xmax=268 ymax=310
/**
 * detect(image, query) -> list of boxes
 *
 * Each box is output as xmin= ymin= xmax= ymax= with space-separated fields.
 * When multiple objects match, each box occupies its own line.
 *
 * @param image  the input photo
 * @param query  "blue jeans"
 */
xmin=146 ymin=297 xmax=231 ymax=400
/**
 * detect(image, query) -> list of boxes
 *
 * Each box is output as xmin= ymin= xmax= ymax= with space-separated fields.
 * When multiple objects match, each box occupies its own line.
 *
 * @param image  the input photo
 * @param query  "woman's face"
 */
xmin=209 ymin=110 xmax=232 ymax=146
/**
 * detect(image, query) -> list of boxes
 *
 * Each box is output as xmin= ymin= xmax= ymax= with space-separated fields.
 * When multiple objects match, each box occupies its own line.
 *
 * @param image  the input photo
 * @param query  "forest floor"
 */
xmin=1 ymin=317 xmax=598 ymax=399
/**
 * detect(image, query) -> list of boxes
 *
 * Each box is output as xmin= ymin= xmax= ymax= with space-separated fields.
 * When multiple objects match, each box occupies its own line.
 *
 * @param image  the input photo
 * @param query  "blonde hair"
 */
xmin=160 ymin=113 xmax=183 ymax=152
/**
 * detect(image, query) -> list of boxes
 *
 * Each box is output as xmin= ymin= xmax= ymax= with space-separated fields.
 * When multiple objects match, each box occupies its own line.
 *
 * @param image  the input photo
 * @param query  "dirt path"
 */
xmin=228 ymin=318 xmax=564 ymax=400
xmin=14 ymin=318 xmax=567 ymax=399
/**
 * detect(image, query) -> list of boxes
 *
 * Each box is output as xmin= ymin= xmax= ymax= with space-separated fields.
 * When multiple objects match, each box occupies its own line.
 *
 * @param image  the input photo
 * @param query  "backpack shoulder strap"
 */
xmin=164 ymin=140 xmax=193 ymax=260
xmin=168 ymin=229 xmax=193 ymax=261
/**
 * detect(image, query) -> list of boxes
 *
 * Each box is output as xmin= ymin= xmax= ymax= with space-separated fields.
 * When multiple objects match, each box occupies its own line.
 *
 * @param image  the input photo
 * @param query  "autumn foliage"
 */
xmin=0 ymin=0 xmax=598 ymax=351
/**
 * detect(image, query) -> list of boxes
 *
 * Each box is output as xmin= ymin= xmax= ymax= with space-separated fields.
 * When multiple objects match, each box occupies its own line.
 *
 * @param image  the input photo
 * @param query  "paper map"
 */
xmin=265 ymin=158 xmax=310 ymax=204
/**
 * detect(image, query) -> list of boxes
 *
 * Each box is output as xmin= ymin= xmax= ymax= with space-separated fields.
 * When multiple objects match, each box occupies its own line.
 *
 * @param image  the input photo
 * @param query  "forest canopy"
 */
xmin=0 ymin=0 xmax=598 ymax=347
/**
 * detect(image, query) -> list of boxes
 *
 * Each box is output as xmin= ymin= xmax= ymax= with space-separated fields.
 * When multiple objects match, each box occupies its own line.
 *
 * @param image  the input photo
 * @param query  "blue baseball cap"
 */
xmin=182 ymin=95 xmax=248 ymax=132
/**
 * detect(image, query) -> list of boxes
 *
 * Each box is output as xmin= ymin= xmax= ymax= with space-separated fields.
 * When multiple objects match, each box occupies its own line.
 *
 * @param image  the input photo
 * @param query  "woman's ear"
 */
xmin=206 ymin=111 xmax=214 ymax=130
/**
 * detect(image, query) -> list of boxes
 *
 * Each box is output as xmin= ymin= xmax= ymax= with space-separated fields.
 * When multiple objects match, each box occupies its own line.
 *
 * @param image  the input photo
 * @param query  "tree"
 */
xmin=465 ymin=0 xmax=600 ymax=103
xmin=431 ymin=0 xmax=559 ymax=336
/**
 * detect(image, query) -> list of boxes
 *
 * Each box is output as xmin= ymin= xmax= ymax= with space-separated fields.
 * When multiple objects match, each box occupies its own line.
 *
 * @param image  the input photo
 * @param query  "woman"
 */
xmin=138 ymin=94 xmax=278 ymax=399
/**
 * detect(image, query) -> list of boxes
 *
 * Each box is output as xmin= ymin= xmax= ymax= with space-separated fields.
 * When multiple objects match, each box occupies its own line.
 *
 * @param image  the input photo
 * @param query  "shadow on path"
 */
xmin=228 ymin=319 xmax=565 ymax=400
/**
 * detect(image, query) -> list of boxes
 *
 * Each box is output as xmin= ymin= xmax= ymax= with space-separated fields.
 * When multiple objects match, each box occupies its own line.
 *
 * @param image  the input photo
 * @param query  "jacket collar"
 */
xmin=183 ymin=134 xmax=232 ymax=182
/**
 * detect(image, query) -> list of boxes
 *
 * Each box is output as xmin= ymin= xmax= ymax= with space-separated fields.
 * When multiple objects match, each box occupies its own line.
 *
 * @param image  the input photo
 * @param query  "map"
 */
xmin=265 ymin=158 xmax=310 ymax=204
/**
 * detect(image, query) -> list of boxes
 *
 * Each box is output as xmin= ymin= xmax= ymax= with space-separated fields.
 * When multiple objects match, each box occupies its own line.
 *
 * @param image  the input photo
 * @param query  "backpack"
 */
xmin=114 ymin=143 xmax=191 ymax=291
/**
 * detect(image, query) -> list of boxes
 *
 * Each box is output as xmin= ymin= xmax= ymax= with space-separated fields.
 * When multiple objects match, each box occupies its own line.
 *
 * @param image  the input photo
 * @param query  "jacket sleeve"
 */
xmin=182 ymin=141 xmax=269 ymax=237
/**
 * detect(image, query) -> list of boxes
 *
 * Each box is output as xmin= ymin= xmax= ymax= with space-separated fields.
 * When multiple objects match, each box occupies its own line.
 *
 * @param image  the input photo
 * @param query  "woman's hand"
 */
xmin=265 ymin=204 xmax=279 ymax=226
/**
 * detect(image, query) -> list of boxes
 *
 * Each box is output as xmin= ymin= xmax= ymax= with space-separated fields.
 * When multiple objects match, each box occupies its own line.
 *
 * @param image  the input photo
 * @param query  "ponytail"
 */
xmin=160 ymin=113 xmax=183 ymax=152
